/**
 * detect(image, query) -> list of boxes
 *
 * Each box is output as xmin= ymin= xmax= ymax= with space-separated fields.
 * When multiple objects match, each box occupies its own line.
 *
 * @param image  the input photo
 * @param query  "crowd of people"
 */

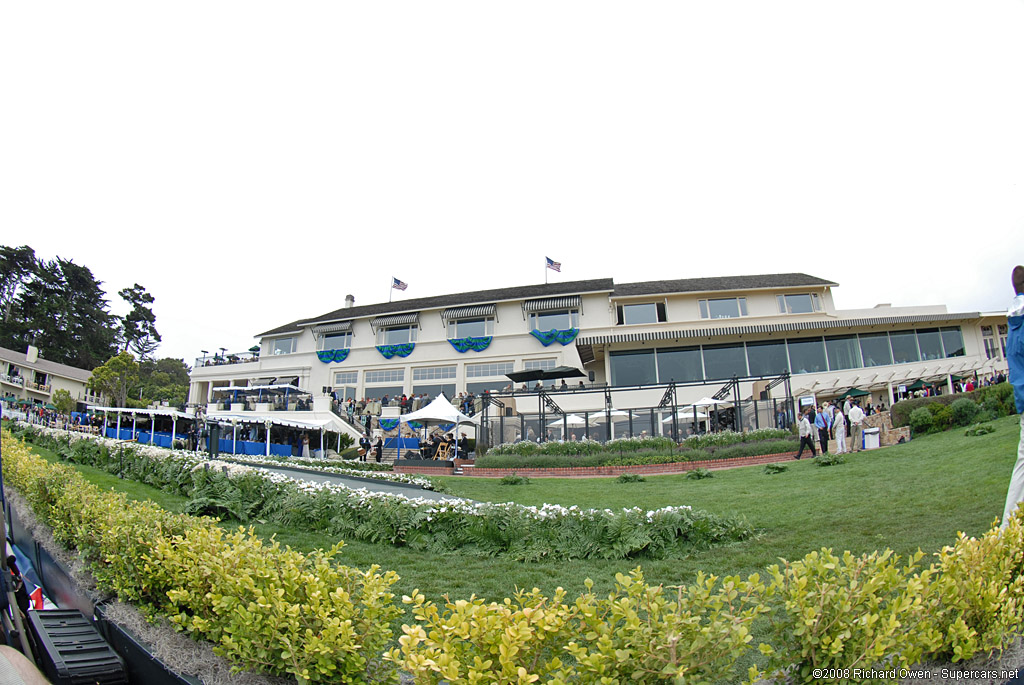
xmin=794 ymin=398 xmax=873 ymax=459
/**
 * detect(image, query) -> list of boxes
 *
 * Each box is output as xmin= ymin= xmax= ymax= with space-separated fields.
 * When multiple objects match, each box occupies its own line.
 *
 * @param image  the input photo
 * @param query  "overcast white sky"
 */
xmin=2 ymin=1 xmax=1022 ymax=365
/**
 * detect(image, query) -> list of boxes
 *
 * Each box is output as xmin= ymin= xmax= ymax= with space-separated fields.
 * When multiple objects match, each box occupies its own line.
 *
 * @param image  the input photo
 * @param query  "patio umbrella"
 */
xmin=506 ymin=366 xmax=587 ymax=384
xmin=44 ymin=403 xmax=57 ymax=410
xmin=836 ymin=388 xmax=870 ymax=400
xmin=661 ymin=409 xmax=709 ymax=423
xmin=546 ymin=414 xmax=589 ymax=428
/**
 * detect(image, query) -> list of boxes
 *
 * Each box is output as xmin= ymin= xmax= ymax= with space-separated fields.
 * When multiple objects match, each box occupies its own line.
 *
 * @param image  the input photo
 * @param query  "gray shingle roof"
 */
xmin=0 ymin=345 xmax=93 ymax=382
xmin=258 ymin=278 xmax=617 ymax=337
xmin=613 ymin=273 xmax=836 ymax=298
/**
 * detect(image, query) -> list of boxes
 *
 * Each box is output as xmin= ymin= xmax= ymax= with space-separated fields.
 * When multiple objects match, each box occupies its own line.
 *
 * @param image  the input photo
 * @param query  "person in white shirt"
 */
xmin=833 ymin=409 xmax=848 ymax=454
xmin=796 ymin=408 xmax=816 ymax=459
xmin=848 ymin=400 xmax=867 ymax=452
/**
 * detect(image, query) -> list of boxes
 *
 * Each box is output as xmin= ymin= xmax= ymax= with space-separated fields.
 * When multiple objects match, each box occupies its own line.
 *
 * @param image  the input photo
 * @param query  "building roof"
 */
xmin=258 ymin=278 xmax=617 ymax=337
xmin=0 ymin=345 xmax=93 ymax=382
xmin=612 ymin=273 xmax=837 ymax=298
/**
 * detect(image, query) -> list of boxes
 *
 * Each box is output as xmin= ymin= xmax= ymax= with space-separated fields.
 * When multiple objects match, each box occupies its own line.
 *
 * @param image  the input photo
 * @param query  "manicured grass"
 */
xmin=17 ymin=416 xmax=1021 ymax=607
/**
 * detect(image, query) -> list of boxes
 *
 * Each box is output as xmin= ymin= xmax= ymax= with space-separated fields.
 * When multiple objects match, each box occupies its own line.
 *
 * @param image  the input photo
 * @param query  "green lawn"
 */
xmin=21 ymin=416 xmax=1021 ymax=606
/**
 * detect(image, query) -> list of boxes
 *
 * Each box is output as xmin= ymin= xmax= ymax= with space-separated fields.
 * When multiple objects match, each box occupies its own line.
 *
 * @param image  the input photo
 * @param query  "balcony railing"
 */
xmin=26 ymin=382 xmax=52 ymax=394
xmin=195 ymin=351 xmax=260 ymax=368
xmin=1 ymin=374 xmax=25 ymax=387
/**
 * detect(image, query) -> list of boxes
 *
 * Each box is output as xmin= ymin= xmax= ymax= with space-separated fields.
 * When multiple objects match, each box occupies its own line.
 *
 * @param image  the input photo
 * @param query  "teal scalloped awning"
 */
xmin=529 ymin=328 xmax=579 ymax=347
xmin=377 ymin=343 xmax=415 ymax=359
xmin=448 ymin=336 xmax=492 ymax=353
xmin=316 ymin=349 xmax=351 ymax=363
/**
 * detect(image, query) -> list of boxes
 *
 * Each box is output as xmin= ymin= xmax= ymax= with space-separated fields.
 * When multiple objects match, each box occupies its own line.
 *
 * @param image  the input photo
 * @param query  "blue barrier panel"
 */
xmin=105 ymin=428 xmax=116 ymax=439
xmin=270 ymin=444 xmax=291 ymax=457
xmin=243 ymin=441 xmax=264 ymax=456
xmin=384 ymin=437 xmax=420 ymax=449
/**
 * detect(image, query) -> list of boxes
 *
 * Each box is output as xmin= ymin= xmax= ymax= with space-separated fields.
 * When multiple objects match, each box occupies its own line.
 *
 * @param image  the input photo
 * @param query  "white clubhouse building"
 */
xmin=188 ymin=273 xmax=1009 ymax=440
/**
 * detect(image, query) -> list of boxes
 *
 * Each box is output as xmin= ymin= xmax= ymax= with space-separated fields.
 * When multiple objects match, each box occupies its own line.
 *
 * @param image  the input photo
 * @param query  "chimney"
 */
xmin=344 ymin=294 xmax=355 ymax=309
xmin=26 ymin=345 xmax=38 ymax=364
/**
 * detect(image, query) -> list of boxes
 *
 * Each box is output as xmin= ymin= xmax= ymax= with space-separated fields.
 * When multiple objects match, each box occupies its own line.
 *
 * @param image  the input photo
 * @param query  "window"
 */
xmin=656 ymin=346 xmax=703 ymax=382
xmin=787 ymin=338 xmax=827 ymax=374
xmin=413 ymin=383 xmax=456 ymax=399
xmin=319 ymin=332 xmax=352 ymax=350
xmin=616 ymin=302 xmax=667 ymax=325
xmin=746 ymin=340 xmax=789 ymax=376
xmin=776 ymin=293 xmax=820 ymax=314
xmin=916 ymin=328 xmax=944 ymax=361
xmin=859 ymin=333 xmax=893 ymax=367
xmin=466 ymin=361 xmax=514 ymax=378
xmin=448 ymin=317 xmax=494 ymax=339
xmin=364 ymin=386 xmax=404 ymax=401
xmin=702 ymin=343 xmax=748 ymax=380
xmin=413 ymin=366 xmax=456 ymax=381
xmin=889 ymin=331 xmax=920 ymax=364
xmin=366 ymin=369 xmax=404 ymax=384
xmin=271 ymin=337 xmax=296 ymax=355
xmin=467 ymin=380 xmax=508 ymax=394
xmin=698 ymin=298 xmax=747 ymax=319
xmin=333 ymin=371 xmax=358 ymax=386
xmin=529 ymin=309 xmax=579 ymax=331
xmin=940 ymin=327 xmax=965 ymax=357
xmin=984 ymin=338 xmax=1000 ymax=360
xmin=524 ymin=359 xmax=557 ymax=371
xmin=610 ymin=350 xmax=656 ymax=385
xmin=824 ymin=335 xmax=861 ymax=370
xmin=378 ymin=325 xmax=417 ymax=346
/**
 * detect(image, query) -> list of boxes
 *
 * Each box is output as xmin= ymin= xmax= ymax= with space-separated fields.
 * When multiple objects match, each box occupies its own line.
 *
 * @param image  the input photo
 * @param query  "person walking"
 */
xmin=795 ymin=408 xmax=816 ymax=459
xmin=1000 ymin=265 xmax=1024 ymax=528
xmin=848 ymin=400 xmax=867 ymax=452
xmin=358 ymin=433 xmax=371 ymax=462
xmin=815 ymin=404 xmax=831 ymax=454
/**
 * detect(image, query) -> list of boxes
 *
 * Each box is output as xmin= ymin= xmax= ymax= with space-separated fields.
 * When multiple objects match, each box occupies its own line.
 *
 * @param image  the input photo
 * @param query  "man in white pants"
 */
xmin=833 ymin=409 xmax=848 ymax=454
xmin=1000 ymin=266 xmax=1024 ymax=529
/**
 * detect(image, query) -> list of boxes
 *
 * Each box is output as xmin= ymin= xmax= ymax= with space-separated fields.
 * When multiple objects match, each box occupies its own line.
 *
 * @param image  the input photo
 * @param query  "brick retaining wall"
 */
xmin=396 ymin=451 xmax=800 ymax=478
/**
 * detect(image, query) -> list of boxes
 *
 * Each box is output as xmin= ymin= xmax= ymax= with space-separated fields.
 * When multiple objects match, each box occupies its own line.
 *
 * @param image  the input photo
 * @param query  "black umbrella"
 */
xmin=506 ymin=366 xmax=586 ymax=383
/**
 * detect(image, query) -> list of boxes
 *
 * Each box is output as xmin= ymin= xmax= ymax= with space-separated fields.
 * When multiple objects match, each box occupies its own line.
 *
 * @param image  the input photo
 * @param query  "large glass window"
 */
xmin=787 ymin=338 xmax=827 ymax=374
xmin=271 ymin=337 xmax=296 ymax=355
xmin=617 ymin=303 xmax=666 ymax=325
xmin=466 ymin=361 xmax=514 ymax=378
xmin=467 ymin=380 xmax=509 ymax=394
xmin=412 ymin=366 xmax=456 ymax=381
xmin=378 ymin=325 xmax=417 ymax=346
xmin=610 ymin=349 xmax=657 ymax=386
xmin=530 ymin=309 xmax=579 ymax=331
xmin=333 ymin=371 xmax=358 ymax=386
xmin=917 ymin=328 xmax=944 ymax=360
xmin=319 ymin=332 xmax=352 ymax=350
xmin=940 ymin=327 xmax=965 ymax=357
xmin=699 ymin=298 xmax=748 ymax=319
xmin=746 ymin=341 xmax=789 ymax=376
xmin=448 ymin=318 xmax=493 ymax=339
xmin=366 ymin=369 xmax=404 ymax=384
xmin=656 ymin=346 xmax=703 ymax=383
xmin=364 ymin=386 xmax=404 ymax=401
xmin=413 ymin=383 xmax=456 ymax=399
xmin=776 ymin=293 xmax=820 ymax=314
xmin=824 ymin=335 xmax=861 ymax=370
xmin=889 ymin=331 xmax=920 ymax=364
xmin=859 ymin=333 xmax=893 ymax=367
xmin=524 ymin=359 xmax=557 ymax=371
xmin=702 ymin=343 xmax=748 ymax=379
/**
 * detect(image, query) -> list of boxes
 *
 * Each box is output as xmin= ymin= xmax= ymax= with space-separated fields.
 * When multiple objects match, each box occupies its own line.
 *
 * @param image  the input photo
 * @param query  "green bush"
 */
xmin=931 ymin=404 xmax=953 ymax=431
xmin=909 ymin=407 xmax=934 ymax=434
xmin=763 ymin=463 xmax=788 ymax=475
xmin=891 ymin=383 xmax=1015 ymax=427
xmin=965 ymin=423 xmax=996 ymax=437
xmin=950 ymin=398 xmax=980 ymax=427
xmin=686 ymin=468 xmax=713 ymax=480
xmin=616 ymin=472 xmax=645 ymax=483
xmin=815 ymin=453 xmax=845 ymax=467
xmin=499 ymin=472 xmax=530 ymax=486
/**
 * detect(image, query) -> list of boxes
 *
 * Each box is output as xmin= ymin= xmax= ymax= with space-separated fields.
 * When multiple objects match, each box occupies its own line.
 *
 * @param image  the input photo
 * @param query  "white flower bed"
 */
xmin=222 ymin=454 xmax=434 ymax=489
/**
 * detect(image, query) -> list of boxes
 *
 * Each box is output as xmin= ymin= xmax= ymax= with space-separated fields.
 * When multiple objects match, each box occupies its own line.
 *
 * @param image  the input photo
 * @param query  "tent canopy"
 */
xmin=400 ymin=394 xmax=475 ymax=425
xmin=836 ymin=388 xmax=870 ymax=399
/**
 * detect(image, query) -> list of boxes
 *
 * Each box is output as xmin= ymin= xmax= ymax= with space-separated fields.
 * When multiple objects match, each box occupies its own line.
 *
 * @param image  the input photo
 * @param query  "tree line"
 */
xmin=0 ymin=244 xmax=189 ymax=408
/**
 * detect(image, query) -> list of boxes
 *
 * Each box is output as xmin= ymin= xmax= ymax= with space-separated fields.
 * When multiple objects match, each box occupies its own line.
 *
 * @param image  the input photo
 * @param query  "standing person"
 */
xmin=374 ymin=435 xmax=384 ymax=463
xmin=795 ymin=408 xmax=816 ymax=459
xmin=848 ymin=400 xmax=867 ymax=452
xmin=1000 ymin=265 xmax=1024 ymax=528
xmin=301 ymin=433 xmax=310 ymax=458
xmin=833 ymin=409 xmax=848 ymax=454
xmin=358 ymin=433 xmax=371 ymax=462
xmin=814 ymin=404 xmax=831 ymax=454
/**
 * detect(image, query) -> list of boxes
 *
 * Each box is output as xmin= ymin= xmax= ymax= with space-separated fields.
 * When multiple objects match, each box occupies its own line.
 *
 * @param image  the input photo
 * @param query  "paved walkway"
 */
xmin=255 ymin=463 xmax=465 ymax=502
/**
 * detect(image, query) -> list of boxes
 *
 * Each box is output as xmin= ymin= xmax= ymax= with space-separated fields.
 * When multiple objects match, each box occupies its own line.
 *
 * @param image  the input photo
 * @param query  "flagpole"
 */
xmin=389 ymin=278 xmax=393 ymax=303
xmin=545 ymin=259 xmax=548 ymax=285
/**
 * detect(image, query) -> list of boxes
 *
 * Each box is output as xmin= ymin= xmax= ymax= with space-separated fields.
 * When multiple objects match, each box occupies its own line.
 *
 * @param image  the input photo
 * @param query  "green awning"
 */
xmin=837 ymin=388 xmax=870 ymax=400
xmin=905 ymin=380 xmax=927 ymax=391
xmin=44 ymin=403 xmax=57 ymax=410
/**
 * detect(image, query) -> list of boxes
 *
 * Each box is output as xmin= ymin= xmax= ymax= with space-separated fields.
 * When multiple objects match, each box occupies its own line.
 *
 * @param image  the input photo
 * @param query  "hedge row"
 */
xmin=890 ymin=383 xmax=1015 ymax=428
xmin=11 ymin=424 xmax=751 ymax=561
xmin=6 ymin=426 xmax=1024 ymax=684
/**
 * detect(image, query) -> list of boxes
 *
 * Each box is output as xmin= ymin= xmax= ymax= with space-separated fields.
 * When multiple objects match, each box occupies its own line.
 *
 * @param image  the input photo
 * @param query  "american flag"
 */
xmin=392 ymin=277 xmax=408 ymax=291
xmin=546 ymin=257 xmax=561 ymax=272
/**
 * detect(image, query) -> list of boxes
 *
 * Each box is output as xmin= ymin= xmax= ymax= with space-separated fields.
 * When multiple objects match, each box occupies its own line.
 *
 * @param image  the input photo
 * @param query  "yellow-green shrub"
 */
xmin=386 ymin=569 xmax=768 ymax=684
xmin=923 ymin=515 xmax=1024 ymax=662
xmin=765 ymin=548 xmax=939 ymax=684
xmin=1 ymin=429 xmax=400 ymax=683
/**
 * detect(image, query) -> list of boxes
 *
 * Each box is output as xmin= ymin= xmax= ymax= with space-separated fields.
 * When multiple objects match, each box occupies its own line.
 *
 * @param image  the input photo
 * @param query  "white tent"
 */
xmin=661 ymin=409 xmax=709 ymax=423
xmin=400 ymin=394 xmax=476 ymax=459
